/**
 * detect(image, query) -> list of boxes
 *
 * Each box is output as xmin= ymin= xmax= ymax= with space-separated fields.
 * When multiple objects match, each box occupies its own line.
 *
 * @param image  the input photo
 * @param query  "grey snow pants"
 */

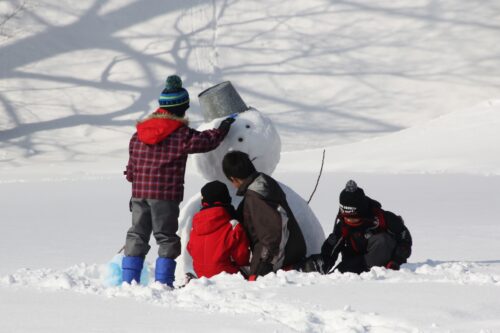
xmin=124 ymin=198 xmax=181 ymax=259
xmin=364 ymin=232 xmax=397 ymax=269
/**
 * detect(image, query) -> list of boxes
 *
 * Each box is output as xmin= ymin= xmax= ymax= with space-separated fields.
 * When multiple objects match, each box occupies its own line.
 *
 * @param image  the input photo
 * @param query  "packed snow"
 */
xmin=1 ymin=0 xmax=500 ymax=332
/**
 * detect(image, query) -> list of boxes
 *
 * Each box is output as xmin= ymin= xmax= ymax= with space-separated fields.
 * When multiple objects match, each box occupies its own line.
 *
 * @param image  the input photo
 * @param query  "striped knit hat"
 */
xmin=158 ymin=75 xmax=190 ymax=117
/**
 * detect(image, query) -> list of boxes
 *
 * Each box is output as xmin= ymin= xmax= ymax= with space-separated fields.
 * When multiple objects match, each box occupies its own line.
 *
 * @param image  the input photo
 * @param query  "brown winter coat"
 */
xmin=236 ymin=172 xmax=306 ymax=275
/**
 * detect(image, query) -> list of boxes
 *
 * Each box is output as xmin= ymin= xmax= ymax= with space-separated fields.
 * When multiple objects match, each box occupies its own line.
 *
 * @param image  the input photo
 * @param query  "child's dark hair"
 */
xmin=201 ymin=180 xmax=231 ymax=205
xmin=222 ymin=150 xmax=256 ymax=180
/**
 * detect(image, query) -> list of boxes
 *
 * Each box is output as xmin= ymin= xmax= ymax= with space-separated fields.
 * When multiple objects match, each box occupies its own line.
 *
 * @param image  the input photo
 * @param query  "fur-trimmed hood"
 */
xmin=138 ymin=108 xmax=189 ymax=125
xmin=136 ymin=108 xmax=188 ymax=144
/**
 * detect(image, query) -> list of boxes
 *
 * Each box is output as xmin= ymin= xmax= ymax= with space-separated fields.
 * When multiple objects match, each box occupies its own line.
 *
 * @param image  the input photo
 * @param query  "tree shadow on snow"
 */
xmin=1 ymin=0 xmax=500 ymax=158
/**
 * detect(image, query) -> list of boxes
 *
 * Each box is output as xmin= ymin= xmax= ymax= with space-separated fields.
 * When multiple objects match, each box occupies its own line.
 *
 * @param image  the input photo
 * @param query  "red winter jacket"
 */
xmin=124 ymin=109 xmax=228 ymax=202
xmin=187 ymin=206 xmax=250 ymax=278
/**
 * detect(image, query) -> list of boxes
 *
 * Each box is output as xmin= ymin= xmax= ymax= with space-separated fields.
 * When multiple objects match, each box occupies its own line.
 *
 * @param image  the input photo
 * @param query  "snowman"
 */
xmin=177 ymin=82 xmax=325 ymax=278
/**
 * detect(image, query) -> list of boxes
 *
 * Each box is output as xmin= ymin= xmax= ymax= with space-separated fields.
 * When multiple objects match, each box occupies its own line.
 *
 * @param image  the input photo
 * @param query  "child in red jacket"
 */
xmin=187 ymin=181 xmax=250 ymax=278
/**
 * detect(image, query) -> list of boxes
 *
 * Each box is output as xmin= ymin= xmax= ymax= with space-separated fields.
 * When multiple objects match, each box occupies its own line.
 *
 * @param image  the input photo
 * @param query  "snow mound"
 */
xmin=280 ymin=100 xmax=500 ymax=175
xmin=3 ymin=261 xmax=500 ymax=332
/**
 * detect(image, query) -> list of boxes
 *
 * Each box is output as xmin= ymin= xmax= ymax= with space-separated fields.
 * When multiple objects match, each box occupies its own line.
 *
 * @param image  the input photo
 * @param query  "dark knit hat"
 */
xmin=158 ymin=75 xmax=190 ymax=117
xmin=339 ymin=180 xmax=369 ymax=217
xmin=201 ymin=180 xmax=231 ymax=205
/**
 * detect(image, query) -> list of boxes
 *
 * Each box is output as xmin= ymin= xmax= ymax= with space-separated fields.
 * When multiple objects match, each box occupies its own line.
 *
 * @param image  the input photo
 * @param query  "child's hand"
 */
xmin=254 ymin=260 xmax=273 ymax=277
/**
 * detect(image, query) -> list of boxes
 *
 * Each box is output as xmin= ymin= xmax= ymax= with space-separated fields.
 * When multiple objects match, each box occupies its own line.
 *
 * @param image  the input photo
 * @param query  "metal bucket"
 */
xmin=198 ymin=81 xmax=248 ymax=122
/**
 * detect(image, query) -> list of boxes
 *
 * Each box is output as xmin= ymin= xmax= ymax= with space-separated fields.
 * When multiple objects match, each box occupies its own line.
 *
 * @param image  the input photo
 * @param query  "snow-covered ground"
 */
xmin=1 ymin=0 xmax=500 ymax=332
xmin=2 ymin=171 xmax=500 ymax=332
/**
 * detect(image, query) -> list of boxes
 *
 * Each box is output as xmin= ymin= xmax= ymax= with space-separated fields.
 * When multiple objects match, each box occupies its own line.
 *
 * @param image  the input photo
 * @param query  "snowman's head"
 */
xmin=193 ymin=108 xmax=281 ymax=186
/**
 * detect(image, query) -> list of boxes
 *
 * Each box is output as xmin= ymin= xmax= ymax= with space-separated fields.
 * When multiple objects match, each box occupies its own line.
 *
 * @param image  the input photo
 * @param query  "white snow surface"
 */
xmin=1 ymin=0 xmax=500 ymax=332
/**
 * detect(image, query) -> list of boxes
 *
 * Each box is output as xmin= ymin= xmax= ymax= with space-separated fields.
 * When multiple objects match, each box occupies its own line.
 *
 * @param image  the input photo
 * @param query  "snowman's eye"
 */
xmin=246 ymin=125 xmax=251 ymax=129
xmin=238 ymin=138 xmax=244 ymax=142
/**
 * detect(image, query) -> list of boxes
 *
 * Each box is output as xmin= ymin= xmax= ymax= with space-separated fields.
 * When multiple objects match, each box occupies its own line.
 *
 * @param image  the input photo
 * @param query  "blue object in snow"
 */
xmin=104 ymin=254 xmax=150 ymax=287
xmin=155 ymin=257 xmax=176 ymax=287
xmin=104 ymin=254 xmax=126 ymax=287
xmin=104 ymin=260 xmax=123 ymax=286
xmin=122 ymin=256 xmax=144 ymax=284
xmin=139 ymin=263 xmax=150 ymax=285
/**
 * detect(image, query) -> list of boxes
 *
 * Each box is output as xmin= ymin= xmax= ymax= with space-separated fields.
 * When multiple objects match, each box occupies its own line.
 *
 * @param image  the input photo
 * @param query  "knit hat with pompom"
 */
xmin=158 ymin=75 xmax=190 ymax=117
xmin=339 ymin=180 xmax=370 ymax=217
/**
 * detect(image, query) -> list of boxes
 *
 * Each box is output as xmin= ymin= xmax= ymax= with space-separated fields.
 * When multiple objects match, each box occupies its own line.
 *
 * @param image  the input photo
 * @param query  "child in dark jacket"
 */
xmin=320 ymin=180 xmax=413 ymax=274
xmin=187 ymin=181 xmax=250 ymax=278
xmin=122 ymin=75 xmax=235 ymax=287
xmin=222 ymin=151 xmax=306 ymax=280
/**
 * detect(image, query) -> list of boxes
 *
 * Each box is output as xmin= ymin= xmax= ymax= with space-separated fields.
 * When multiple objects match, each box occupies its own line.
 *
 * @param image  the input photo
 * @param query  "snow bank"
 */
xmin=4 ymin=260 xmax=499 ymax=332
xmin=279 ymin=100 xmax=500 ymax=175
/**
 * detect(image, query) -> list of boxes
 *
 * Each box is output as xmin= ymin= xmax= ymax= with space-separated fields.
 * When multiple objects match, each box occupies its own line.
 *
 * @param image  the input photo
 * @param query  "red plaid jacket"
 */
xmin=125 ymin=110 xmax=228 ymax=202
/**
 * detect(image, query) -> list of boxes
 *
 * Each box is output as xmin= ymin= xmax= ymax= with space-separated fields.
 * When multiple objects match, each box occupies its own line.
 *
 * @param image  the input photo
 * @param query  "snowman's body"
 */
xmin=177 ymin=109 xmax=325 ymax=276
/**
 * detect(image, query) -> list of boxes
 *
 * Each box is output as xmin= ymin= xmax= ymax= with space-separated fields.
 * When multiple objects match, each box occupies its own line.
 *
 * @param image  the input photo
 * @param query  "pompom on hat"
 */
xmin=339 ymin=180 xmax=370 ymax=217
xmin=158 ymin=75 xmax=190 ymax=117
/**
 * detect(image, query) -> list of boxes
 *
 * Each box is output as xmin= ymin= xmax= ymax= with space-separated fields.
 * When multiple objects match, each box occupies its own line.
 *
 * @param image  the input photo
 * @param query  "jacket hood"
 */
xmin=192 ymin=206 xmax=232 ymax=236
xmin=237 ymin=172 xmax=260 ymax=196
xmin=136 ymin=109 xmax=188 ymax=144
xmin=365 ymin=196 xmax=382 ymax=217
xmin=239 ymin=173 xmax=283 ymax=203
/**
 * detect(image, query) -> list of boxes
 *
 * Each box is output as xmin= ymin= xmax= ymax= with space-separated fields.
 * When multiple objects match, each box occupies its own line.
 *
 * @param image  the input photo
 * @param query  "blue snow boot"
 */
xmin=122 ymin=256 xmax=144 ymax=284
xmin=155 ymin=257 xmax=176 ymax=287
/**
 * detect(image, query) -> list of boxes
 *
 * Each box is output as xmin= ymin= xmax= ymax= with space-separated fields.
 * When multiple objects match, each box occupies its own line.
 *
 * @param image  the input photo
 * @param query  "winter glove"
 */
xmin=337 ymin=256 xmax=367 ymax=274
xmin=300 ymin=254 xmax=331 ymax=274
xmin=386 ymin=260 xmax=400 ymax=270
xmin=321 ymin=239 xmax=334 ymax=257
xmin=218 ymin=117 xmax=235 ymax=132
xmin=393 ymin=244 xmax=411 ymax=264
xmin=250 ymin=246 xmax=273 ymax=278
xmin=254 ymin=260 xmax=273 ymax=277
xmin=248 ymin=274 xmax=257 ymax=282
xmin=321 ymin=255 xmax=337 ymax=274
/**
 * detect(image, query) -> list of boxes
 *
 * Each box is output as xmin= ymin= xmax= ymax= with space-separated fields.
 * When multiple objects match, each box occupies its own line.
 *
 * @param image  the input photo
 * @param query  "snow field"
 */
xmin=2 ymin=0 xmax=500 ymax=331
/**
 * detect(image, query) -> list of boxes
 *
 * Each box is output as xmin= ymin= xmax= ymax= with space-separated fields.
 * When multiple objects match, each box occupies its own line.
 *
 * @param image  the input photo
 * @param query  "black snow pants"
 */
xmin=338 ymin=232 xmax=396 ymax=274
